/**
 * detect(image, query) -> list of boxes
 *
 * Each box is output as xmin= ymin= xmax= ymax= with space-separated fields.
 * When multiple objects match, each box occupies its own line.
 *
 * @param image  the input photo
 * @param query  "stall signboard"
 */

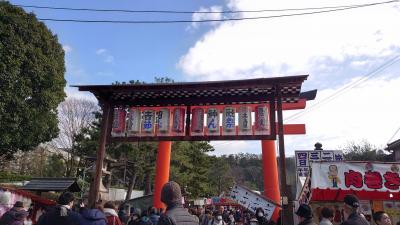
xmin=311 ymin=162 xmax=400 ymax=192
xmin=295 ymin=150 xmax=344 ymax=178
xmin=229 ymin=184 xmax=278 ymax=220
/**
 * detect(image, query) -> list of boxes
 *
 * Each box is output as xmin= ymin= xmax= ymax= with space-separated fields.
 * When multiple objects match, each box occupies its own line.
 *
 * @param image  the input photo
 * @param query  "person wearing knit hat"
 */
xmin=0 ymin=201 xmax=26 ymax=225
xmin=157 ymin=181 xmax=198 ymax=225
xmin=295 ymin=204 xmax=317 ymax=225
xmin=340 ymin=194 xmax=369 ymax=225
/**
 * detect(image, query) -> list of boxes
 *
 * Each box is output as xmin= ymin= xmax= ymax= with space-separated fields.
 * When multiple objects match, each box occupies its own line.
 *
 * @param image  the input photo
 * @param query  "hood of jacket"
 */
xmin=104 ymin=208 xmax=118 ymax=217
xmin=81 ymin=209 xmax=106 ymax=220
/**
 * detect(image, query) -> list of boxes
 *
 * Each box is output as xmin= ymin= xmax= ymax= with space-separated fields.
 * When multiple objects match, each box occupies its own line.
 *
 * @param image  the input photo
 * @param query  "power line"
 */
xmin=15 ymin=1 xmax=396 ymax=14
xmin=284 ymin=55 xmax=400 ymax=122
xmin=32 ymin=0 xmax=398 ymax=24
xmin=387 ymin=125 xmax=400 ymax=144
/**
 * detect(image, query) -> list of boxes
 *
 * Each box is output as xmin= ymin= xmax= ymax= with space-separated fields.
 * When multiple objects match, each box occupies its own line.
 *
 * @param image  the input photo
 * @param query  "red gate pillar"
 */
xmin=261 ymin=140 xmax=281 ymax=221
xmin=154 ymin=141 xmax=172 ymax=209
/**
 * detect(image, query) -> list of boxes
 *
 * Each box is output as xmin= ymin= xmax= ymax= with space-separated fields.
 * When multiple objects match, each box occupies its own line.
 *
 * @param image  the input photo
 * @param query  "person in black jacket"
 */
xmin=156 ymin=181 xmax=198 ymax=225
xmin=340 ymin=195 xmax=369 ymax=225
xmin=0 ymin=201 xmax=26 ymax=225
xmin=295 ymin=204 xmax=316 ymax=225
xmin=37 ymin=192 xmax=84 ymax=225
xmin=255 ymin=208 xmax=267 ymax=225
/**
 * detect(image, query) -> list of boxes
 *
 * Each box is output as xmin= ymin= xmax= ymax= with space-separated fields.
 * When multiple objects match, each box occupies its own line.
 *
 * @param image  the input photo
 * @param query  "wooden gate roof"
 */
xmin=73 ymin=75 xmax=308 ymax=106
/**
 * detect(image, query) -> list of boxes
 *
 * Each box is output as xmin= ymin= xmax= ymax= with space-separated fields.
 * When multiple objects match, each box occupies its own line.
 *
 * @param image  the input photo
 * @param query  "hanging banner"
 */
xmin=191 ymin=107 xmax=204 ymax=135
xmin=238 ymin=106 xmax=252 ymax=135
xmin=172 ymin=108 xmax=185 ymax=134
xmin=254 ymin=105 xmax=270 ymax=135
xmin=229 ymin=184 xmax=278 ymax=220
xmin=126 ymin=108 xmax=141 ymax=136
xmin=311 ymin=162 xmax=400 ymax=192
xmin=222 ymin=106 xmax=236 ymax=135
xmin=206 ymin=108 xmax=220 ymax=135
xmin=157 ymin=108 xmax=171 ymax=134
xmin=111 ymin=108 xmax=126 ymax=137
xmin=142 ymin=110 xmax=155 ymax=134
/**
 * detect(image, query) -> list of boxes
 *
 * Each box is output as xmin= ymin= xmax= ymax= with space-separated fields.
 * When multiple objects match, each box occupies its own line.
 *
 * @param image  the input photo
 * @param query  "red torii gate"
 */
xmin=74 ymin=75 xmax=314 ymax=225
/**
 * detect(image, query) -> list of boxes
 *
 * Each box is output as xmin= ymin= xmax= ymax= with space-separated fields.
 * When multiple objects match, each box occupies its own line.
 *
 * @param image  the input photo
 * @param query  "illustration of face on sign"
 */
xmin=328 ymin=165 xmax=341 ymax=188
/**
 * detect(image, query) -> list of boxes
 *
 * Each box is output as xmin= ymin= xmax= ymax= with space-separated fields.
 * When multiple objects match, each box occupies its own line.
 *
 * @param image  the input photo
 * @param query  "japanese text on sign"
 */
xmin=295 ymin=150 xmax=344 ymax=178
xmin=311 ymin=161 xmax=400 ymax=192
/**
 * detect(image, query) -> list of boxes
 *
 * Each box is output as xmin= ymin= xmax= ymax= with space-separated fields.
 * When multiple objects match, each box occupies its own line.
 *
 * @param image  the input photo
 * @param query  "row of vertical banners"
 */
xmin=111 ymin=104 xmax=271 ymax=137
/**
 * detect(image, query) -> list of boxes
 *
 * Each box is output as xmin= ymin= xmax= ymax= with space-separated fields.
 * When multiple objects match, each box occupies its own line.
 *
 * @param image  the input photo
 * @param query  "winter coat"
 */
xmin=0 ymin=207 xmax=19 ymax=225
xmin=139 ymin=216 xmax=153 ymax=225
xmin=157 ymin=204 xmax=199 ymax=225
xmin=319 ymin=218 xmax=333 ymax=225
xmin=298 ymin=218 xmax=317 ymax=225
xmin=80 ymin=208 xmax=107 ymax=225
xmin=103 ymin=208 xmax=122 ymax=225
xmin=36 ymin=205 xmax=84 ymax=225
xmin=149 ymin=214 xmax=160 ymax=225
xmin=340 ymin=213 xmax=369 ymax=225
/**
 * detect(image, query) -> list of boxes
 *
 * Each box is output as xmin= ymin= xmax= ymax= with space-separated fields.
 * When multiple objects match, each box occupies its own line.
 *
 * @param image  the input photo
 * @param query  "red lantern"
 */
xmin=191 ymin=108 xmax=204 ymax=133
xmin=255 ymin=105 xmax=269 ymax=131
xmin=111 ymin=108 xmax=126 ymax=137
xmin=173 ymin=108 xmax=185 ymax=133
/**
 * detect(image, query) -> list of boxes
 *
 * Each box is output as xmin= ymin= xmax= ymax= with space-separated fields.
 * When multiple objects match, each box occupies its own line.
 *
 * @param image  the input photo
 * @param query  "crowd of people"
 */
xmin=0 ymin=183 xmax=398 ymax=225
xmin=295 ymin=194 xmax=398 ymax=225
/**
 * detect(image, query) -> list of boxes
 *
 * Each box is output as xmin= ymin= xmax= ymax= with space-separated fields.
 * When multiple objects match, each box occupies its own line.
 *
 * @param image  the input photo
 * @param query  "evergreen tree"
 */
xmin=0 ymin=2 xmax=66 ymax=157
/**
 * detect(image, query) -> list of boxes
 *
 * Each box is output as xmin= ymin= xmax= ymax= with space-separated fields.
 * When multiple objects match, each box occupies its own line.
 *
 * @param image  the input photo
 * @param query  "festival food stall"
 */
xmin=0 ymin=185 xmax=56 ymax=224
xmin=298 ymin=161 xmax=400 ymax=225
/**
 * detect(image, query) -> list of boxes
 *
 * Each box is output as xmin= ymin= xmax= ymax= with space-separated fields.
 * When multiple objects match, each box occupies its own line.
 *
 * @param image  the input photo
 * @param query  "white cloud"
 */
xmin=208 ymin=74 xmax=400 ymax=156
xmin=190 ymin=6 xmax=223 ymax=29
xmin=96 ymin=48 xmax=107 ymax=55
xmin=209 ymin=140 xmax=260 ymax=156
xmin=178 ymin=0 xmax=400 ymax=80
xmin=96 ymin=48 xmax=114 ymax=63
xmin=65 ymin=87 xmax=98 ymax=103
xmin=62 ymin=45 xmax=72 ymax=53
xmin=284 ymin=74 xmax=400 ymax=153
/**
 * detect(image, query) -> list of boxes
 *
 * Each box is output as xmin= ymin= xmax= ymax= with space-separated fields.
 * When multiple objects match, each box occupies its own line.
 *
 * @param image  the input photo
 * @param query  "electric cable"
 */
xmin=284 ymin=55 xmax=400 ymax=122
xmin=19 ymin=0 xmax=397 ymax=24
xmin=15 ymin=0 xmax=397 ymax=14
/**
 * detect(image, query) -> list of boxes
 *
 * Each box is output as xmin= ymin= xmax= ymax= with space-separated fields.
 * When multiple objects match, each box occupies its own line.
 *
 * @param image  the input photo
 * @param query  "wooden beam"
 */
xmin=282 ymin=124 xmax=306 ymax=135
xmin=88 ymin=102 xmax=112 ymax=208
xmin=281 ymin=99 xmax=306 ymax=110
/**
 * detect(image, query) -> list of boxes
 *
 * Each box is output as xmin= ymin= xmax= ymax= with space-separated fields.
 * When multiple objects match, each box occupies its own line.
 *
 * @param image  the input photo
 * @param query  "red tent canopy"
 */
xmin=311 ymin=188 xmax=400 ymax=201
xmin=1 ymin=186 xmax=56 ymax=206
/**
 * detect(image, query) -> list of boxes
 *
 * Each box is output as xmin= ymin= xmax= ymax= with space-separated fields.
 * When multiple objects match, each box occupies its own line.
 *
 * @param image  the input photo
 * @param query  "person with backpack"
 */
xmin=103 ymin=202 xmax=123 ymax=225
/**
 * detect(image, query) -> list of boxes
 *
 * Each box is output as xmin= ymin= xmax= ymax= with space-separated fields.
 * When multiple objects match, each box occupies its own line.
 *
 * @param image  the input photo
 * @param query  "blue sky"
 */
xmin=9 ymin=0 xmax=400 ymax=156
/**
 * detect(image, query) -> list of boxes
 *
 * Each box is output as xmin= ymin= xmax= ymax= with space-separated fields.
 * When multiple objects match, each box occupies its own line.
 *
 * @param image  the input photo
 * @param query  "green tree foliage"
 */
xmin=45 ymin=153 xmax=66 ymax=177
xmin=170 ymin=141 xmax=215 ymax=198
xmin=0 ymin=2 xmax=66 ymax=157
xmin=343 ymin=140 xmax=391 ymax=161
